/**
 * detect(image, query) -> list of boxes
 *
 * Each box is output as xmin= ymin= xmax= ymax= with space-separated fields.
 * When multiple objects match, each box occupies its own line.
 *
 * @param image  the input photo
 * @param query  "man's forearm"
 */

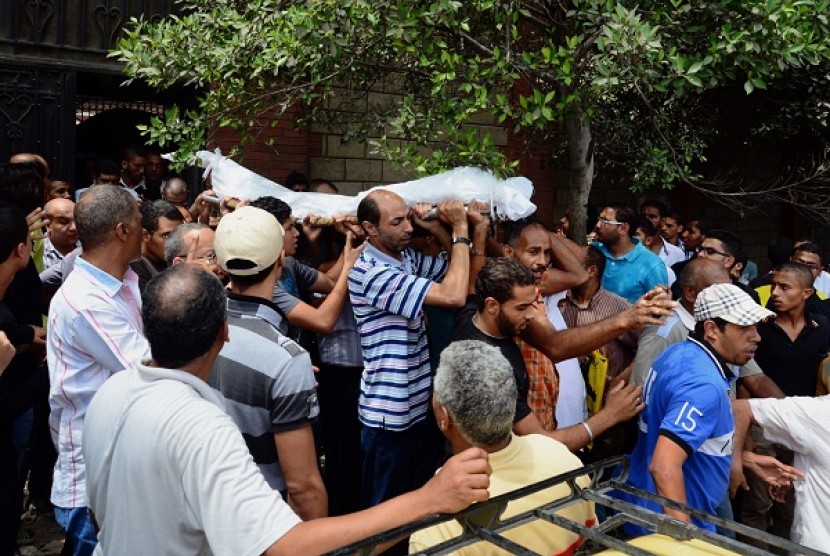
xmin=522 ymin=312 xmax=627 ymax=363
xmin=651 ymin=462 xmax=690 ymax=522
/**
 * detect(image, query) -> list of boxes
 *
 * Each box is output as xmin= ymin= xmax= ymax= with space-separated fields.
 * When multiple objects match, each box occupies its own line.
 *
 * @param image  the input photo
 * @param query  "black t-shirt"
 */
xmin=755 ymin=311 xmax=830 ymax=396
xmin=451 ymin=297 xmax=532 ymax=423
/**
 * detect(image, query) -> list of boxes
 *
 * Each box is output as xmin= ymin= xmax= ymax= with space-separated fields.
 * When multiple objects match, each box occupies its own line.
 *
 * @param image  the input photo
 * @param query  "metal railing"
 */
xmin=328 ymin=457 xmax=820 ymax=555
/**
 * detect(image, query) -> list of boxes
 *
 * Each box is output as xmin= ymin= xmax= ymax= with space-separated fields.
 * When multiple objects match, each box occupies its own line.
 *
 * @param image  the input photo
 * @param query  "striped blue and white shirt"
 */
xmin=348 ymin=242 xmax=448 ymax=431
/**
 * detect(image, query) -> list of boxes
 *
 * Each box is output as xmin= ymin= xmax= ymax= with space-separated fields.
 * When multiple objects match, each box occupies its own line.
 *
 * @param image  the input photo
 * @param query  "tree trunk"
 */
xmin=563 ymin=101 xmax=594 ymax=245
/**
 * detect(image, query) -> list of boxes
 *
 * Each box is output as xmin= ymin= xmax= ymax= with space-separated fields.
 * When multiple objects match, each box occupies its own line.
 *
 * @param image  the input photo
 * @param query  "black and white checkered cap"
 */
xmin=694 ymin=283 xmax=775 ymax=325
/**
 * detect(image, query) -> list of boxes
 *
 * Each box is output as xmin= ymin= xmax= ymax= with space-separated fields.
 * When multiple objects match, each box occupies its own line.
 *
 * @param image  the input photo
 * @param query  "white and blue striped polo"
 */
xmin=348 ymin=242 xmax=448 ymax=431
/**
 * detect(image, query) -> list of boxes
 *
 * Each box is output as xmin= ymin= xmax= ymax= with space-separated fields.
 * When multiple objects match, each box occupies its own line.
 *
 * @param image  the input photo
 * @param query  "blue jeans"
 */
xmin=715 ymin=495 xmax=736 ymax=539
xmin=54 ymin=506 xmax=97 ymax=556
xmin=361 ymin=416 xmax=448 ymax=508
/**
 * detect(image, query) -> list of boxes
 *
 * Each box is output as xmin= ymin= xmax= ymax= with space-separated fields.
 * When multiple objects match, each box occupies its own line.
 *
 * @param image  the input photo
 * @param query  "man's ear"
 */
xmin=484 ymin=296 xmax=500 ymax=316
xmin=277 ymin=250 xmax=286 ymax=269
xmin=141 ymin=228 xmax=150 ymax=244
xmin=361 ymin=221 xmax=378 ymax=238
xmin=703 ymin=319 xmax=720 ymax=343
xmin=501 ymin=244 xmax=514 ymax=258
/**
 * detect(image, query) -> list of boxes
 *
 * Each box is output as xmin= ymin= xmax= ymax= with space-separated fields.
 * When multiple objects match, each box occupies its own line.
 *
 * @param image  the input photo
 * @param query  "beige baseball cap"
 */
xmin=214 ymin=206 xmax=283 ymax=276
xmin=694 ymin=283 xmax=775 ymax=325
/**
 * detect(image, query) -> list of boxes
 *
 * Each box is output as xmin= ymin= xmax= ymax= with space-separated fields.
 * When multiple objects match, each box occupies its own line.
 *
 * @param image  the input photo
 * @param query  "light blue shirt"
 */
xmin=596 ymin=239 xmax=668 ymax=303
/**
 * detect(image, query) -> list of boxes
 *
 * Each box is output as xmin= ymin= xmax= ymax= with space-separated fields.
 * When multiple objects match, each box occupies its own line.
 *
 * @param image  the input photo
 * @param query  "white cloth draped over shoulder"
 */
xmin=194 ymin=149 xmax=537 ymax=221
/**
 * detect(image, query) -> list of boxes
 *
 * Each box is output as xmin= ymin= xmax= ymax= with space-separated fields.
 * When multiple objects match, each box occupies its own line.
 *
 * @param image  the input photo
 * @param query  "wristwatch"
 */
xmin=451 ymin=236 xmax=472 ymax=247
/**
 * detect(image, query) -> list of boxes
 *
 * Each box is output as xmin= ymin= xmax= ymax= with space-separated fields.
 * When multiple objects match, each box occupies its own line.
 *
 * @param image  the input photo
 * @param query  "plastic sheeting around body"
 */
xmin=195 ymin=149 xmax=537 ymax=221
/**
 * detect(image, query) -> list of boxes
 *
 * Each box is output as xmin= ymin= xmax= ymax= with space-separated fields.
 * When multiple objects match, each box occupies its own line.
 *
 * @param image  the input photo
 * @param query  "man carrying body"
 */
xmin=502 ymin=218 xmax=588 ymax=430
xmin=349 ymin=191 xmax=478 ymax=507
xmin=621 ymin=283 xmax=774 ymax=533
xmin=210 ymin=207 xmax=329 ymax=519
xmin=592 ymin=203 xmax=668 ymax=303
xmin=47 ymin=185 xmax=150 ymax=555
xmin=83 ymin=264 xmax=491 ymax=556
xmin=42 ymin=198 xmax=78 ymax=270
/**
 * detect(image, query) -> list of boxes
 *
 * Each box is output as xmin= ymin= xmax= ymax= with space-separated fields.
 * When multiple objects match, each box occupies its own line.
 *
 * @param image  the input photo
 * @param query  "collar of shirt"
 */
xmin=687 ymin=332 xmax=736 ymax=381
xmin=597 ymin=238 xmax=646 ymax=262
xmin=363 ymin=242 xmax=412 ymax=272
xmin=75 ymin=256 xmax=138 ymax=298
xmin=676 ymin=303 xmax=696 ymax=331
xmin=135 ymin=360 xmax=226 ymax=410
xmin=227 ymin=292 xmax=287 ymax=330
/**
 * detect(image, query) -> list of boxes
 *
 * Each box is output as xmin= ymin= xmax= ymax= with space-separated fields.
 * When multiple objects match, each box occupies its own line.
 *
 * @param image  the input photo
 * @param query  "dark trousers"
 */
xmin=316 ymin=363 xmax=364 ymax=516
xmin=360 ymin=413 xmax=448 ymax=508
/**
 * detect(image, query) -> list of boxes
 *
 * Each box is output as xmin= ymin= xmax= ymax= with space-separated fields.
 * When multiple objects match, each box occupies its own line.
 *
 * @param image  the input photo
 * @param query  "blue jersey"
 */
xmin=623 ymin=335 xmax=734 ymax=533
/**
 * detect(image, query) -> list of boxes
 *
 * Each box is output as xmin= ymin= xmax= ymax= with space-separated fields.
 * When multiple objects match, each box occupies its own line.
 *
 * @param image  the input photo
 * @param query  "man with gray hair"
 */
xmin=410 ymin=340 xmax=596 ymax=554
xmin=47 ymin=185 xmax=150 ymax=555
xmin=164 ymin=222 xmax=226 ymax=281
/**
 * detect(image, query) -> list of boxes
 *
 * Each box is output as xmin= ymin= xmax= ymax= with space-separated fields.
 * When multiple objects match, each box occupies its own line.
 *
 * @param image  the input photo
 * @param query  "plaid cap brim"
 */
xmin=694 ymin=283 xmax=776 ymax=325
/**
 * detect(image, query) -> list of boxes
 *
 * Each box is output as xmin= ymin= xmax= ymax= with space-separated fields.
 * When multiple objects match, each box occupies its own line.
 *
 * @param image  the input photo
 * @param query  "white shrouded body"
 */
xmin=196 ymin=149 xmax=537 ymax=221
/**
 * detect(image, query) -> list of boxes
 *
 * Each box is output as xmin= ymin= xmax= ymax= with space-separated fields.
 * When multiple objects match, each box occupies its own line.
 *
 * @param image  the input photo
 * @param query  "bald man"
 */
xmin=42 ymin=198 xmax=79 ymax=270
xmin=349 ymin=190 xmax=484 ymax=509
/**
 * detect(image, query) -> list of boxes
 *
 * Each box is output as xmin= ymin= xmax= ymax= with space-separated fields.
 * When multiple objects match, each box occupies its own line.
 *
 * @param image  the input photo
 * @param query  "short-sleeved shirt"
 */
xmin=750 ymin=396 xmax=830 ymax=553
xmin=754 ymin=311 xmax=830 ymax=397
xmin=622 ymin=335 xmax=734 ymax=534
xmin=452 ymin=299 xmax=532 ymax=424
xmin=631 ymin=304 xmax=762 ymax=393
xmin=272 ymin=256 xmax=319 ymax=339
xmin=409 ymin=434 xmax=596 ymax=555
xmin=85 ymin=364 xmax=300 ymax=555
xmin=349 ymin=242 xmax=448 ymax=431
xmin=209 ymin=294 xmax=318 ymax=492
xmin=595 ymin=240 xmax=668 ymax=303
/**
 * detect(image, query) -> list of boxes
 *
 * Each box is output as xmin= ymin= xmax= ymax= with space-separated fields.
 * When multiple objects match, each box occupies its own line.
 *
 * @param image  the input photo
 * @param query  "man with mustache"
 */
xmin=349 ymin=190 xmax=481 ymax=511
xmin=621 ymin=283 xmax=774 ymax=534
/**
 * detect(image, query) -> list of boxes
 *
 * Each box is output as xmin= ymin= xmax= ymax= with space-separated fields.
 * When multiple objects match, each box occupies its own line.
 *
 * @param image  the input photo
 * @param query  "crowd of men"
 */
xmin=1 ymin=146 xmax=829 ymax=555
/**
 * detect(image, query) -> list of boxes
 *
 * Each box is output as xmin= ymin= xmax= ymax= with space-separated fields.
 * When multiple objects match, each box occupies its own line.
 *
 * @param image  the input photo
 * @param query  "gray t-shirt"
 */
xmin=272 ymin=257 xmax=319 ymax=338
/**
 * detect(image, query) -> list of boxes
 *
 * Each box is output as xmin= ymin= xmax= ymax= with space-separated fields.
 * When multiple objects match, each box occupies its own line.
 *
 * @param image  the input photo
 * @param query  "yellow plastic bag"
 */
xmin=586 ymin=350 xmax=609 ymax=417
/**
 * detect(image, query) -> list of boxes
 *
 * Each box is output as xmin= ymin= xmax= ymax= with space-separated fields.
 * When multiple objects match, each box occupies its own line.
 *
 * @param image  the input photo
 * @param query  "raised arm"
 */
xmin=538 ymin=234 xmax=589 ymax=295
xmin=421 ymin=201 xmax=470 ymax=308
xmin=521 ymin=286 xmax=676 ymax=363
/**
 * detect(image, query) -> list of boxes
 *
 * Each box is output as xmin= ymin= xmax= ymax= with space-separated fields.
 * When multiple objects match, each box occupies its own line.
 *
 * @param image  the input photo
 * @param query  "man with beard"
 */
xmin=501 ymin=218 xmax=588 ymax=429
xmin=592 ymin=203 xmax=667 ymax=303
xmin=349 ymin=190 xmax=481 ymax=511
xmin=452 ymin=258 xmax=667 ymax=454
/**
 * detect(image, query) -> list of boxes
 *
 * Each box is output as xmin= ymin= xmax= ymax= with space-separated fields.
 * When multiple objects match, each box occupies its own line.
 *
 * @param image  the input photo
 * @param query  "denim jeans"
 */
xmin=54 ymin=506 xmax=97 ymax=556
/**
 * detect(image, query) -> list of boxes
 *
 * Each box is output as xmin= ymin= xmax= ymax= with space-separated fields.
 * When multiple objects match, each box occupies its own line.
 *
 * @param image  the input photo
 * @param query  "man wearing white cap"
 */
xmin=209 ymin=207 xmax=329 ymax=519
xmin=620 ymin=283 xmax=774 ymax=534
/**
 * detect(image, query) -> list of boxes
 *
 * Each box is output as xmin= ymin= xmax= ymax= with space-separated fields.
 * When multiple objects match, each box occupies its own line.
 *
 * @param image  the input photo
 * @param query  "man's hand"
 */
xmin=27 ymin=207 xmax=46 ymax=241
xmin=729 ymin=460 xmax=748 ymax=499
xmin=301 ymin=215 xmax=324 ymax=244
xmin=619 ymin=286 xmax=677 ymax=329
xmin=600 ymin=381 xmax=644 ymax=423
xmin=343 ymin=231 xmax=365 ymax=268
xmin=421 ymin=447 xmax=491 ymax=515
xmin=744 ymin=451 xmax=804 ymax=489
xmin=0 ymin=331 xmax=14 ymax=374
xmin=411 ymin=202 xmax=447 ymax=237
xmin=334 ymin=215 xmax=366 ymax=239
xmin=768 ymin=483 xmax=791 ymax=504
xmin=466 ymin=199 xmax=490 ymax=231
xmin=437 ymin=200 xmax=468 ymax=229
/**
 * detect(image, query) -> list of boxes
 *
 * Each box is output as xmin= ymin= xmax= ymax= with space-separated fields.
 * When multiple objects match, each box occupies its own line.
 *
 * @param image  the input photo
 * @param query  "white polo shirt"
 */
xmin=84 ymin=363 xmax=301 ymax=556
